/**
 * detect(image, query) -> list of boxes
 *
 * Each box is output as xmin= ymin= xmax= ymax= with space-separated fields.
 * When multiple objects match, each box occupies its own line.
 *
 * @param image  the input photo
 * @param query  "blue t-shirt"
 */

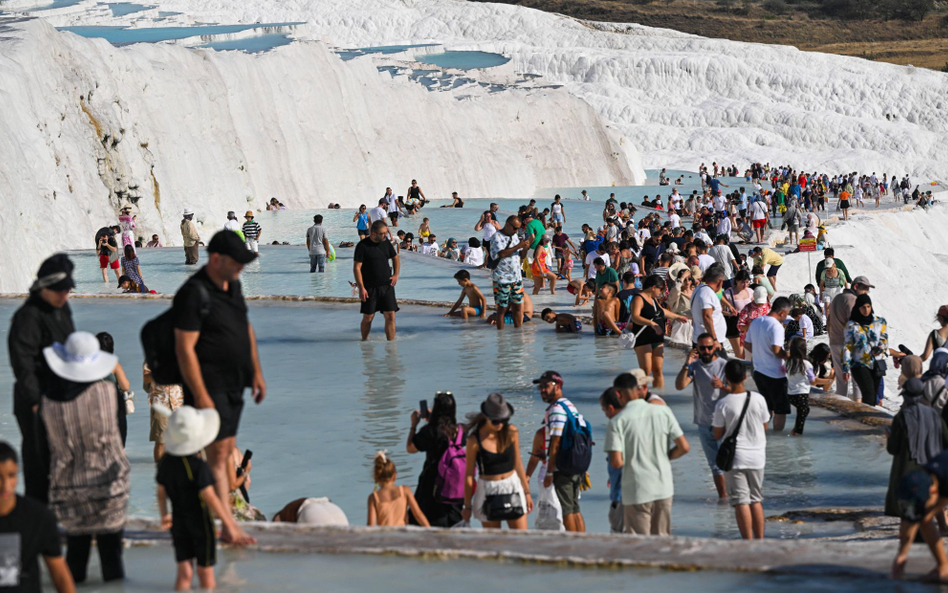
xmin=709 ymin=178 xmax=722 ymax=193
xmin=356 ymin=212 xmax=370 ymax=231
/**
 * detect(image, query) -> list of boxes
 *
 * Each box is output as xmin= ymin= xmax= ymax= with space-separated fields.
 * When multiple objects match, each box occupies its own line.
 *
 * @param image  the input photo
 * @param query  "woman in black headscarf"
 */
xmin=885 ymin=378 xmax=948 ymax=518
xmin=842 ymin=294 xmax=888 ymax=405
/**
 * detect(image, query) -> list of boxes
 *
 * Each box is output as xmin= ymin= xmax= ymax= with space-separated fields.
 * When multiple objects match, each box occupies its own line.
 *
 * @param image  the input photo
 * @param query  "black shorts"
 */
xmin=388 ymin=212 xmax=399 ymax=222
xmin=361 ymin=284 xmax=399 ymax=315
xmin=725 ymin=315 xmax=740 ymax=339
xmin=753 ymin=371 xmax=790 ymax=415
xmin=171 ymin=512 xmax=217 ymax=567
xmin=767 ymin=264 xmax=781 ymax=277
xmin=183 ymin=388 xmax=244 ymax=441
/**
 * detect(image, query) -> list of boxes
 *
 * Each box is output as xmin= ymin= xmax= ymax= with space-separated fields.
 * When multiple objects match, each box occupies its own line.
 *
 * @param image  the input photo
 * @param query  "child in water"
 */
xmin=445 ymin=270 xmax=487 ymax=320
xmin=156 ymin=406 xmax=253 ymax=591
xmin=367 ymin=451 xmax=429 ymax=527
xmin=540 ymin=308 xmax=582 ymax=333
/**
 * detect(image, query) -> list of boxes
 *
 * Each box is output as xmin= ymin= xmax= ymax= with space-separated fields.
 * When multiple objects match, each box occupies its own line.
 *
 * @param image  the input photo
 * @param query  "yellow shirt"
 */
xmin=755 ymin=248 xmax=783 ymax=268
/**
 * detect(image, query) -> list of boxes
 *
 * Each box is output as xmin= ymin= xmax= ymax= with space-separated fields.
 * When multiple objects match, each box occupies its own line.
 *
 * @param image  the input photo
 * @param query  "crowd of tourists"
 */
xmin=8 ymin=162 xmax=948 ymax=591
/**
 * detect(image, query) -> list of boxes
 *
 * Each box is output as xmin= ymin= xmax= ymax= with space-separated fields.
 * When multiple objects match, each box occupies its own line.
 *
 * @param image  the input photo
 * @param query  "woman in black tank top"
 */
xmin=629 ymin=275 xmax=688 ymax=390
xmin=462 ymin=393 xmax=532 ymax=530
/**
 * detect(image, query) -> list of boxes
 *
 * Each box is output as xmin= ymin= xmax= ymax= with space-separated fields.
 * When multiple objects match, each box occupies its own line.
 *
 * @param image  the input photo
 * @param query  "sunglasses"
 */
xmin=698 ymin=345 xmax=716 ymax=351
xmin=488 ymin=417 xmax=509 ymax=426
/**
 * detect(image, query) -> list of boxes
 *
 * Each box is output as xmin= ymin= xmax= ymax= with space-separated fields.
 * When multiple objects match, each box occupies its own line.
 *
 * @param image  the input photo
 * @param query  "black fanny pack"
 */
xmin=484 ymin=493 xmax=523 ymax=522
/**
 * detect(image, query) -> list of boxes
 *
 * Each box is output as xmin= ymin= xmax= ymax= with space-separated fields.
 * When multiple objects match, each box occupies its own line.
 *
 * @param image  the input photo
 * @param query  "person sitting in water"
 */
xmin=594 ymin=284 xmax=625 ymax=336
xmin=441 ymin=192 xmax=464 ymax=208
xmin=420 ymin=235 xmax=439 ymax=256
xmin=146 ymin=234 xmax=162 ymax=248
xmin=567 ymin=278 xmax=597 ymax=308
xmin=488 ymin=292 xmax=534 ymax=325
xmin=119 ymin=274 xmax=148 ymax=294
xmin=440 ymin=238 xmax=461 ymax=261
xmin=272 ymin=497 xmax=349 ymax=525
xmin=460 ymin=237 xmax=484 ymax=267
xmin=540 ymin=308 xmax=582 ymax=333
xmin=444 ymin=270 xmax=487 ymax=320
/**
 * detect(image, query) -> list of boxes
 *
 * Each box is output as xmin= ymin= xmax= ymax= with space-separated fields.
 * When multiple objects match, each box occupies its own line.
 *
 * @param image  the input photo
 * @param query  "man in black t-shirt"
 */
xmin=354 ymin=220 xmax=401 ymax=341
xmin=172 ymin=231 xmax=264 ymax=544
xmin=0 ymin=443 xmax=74 ymax=593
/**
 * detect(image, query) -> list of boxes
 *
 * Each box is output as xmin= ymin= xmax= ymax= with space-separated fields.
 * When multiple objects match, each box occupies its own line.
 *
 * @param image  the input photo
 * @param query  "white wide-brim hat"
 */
xmin=159 ymin=405 xmax=221 ymax=457
xmin=182 ymin=208 xmax=194 ymax=216
xmin=43 ymin=332 xmax=118 ymax=383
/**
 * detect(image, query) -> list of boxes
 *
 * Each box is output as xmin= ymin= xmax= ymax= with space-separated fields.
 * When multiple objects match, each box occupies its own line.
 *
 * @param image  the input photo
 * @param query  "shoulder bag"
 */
xmin=715 ymin=393 xmax=752 ymax=472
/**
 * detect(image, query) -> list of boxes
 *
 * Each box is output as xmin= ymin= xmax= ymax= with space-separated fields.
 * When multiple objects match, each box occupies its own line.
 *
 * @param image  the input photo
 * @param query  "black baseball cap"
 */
xmin=30 ymin=253 xmax=75 ymax=292
xmin=532 ymin=371 xmax=563 ymax=385
xmin=207 ymin=231 xmax=257 ymax=264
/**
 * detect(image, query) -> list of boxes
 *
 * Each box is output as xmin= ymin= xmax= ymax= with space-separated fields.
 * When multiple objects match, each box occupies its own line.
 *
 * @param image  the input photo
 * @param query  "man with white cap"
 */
xmin=180 ymin=209 xmax=200 ymax=265
xmin=7 ymin=254 xmax=75 ymax=502
xmin=172 ymin=231 xmax=265 ymax=542
xmin=157 ymin=405 xmax=252 ymax=590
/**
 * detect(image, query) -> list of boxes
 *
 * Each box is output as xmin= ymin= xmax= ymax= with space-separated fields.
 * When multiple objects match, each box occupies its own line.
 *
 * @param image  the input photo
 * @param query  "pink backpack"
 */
xmin=435 ymin=428 xmax=466 ymax=503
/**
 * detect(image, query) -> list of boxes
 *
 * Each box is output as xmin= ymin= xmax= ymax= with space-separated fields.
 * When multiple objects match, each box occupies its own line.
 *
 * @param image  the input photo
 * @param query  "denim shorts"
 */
xmin=697 ymin=425 xmax=724 ymax=477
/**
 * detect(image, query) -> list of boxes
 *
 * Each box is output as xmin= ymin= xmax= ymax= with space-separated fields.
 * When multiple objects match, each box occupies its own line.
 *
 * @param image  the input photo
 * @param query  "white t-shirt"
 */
xmin=750 ymin=201 xmax=767 ymax=221
xmin=369 ymin=206 xmax=387 ymax=223
xmin=797 ymin=314 xmax=814 ymax=338
xmin=713 ymin=391 xmax=769 ymax=470
xmin=385 ymin=194 xmax=399 ymax=213
xmin=585 ymin=251 xmax=610 ymax=280
xmin=695 ymin=230 xmax=712 ymax=246
xmin=787 ymin=360 xmax=814 ymax=396
xmin=552 ymin=203 xmax=563 ymax=215
xmin=745 ymin=315 xmax=786 ymax=378
xmin=697 ymin=253 xmax=715 ymax=273
xmin=421 ymin=242 xmax=439 ymax=256
xmin=669 ymin=213 xmax=681 ymax=229
xmin=482 ymin=222 xmax=498 ymax=243
xmin=708 ymin=245 xmax=734 ymax=278
xmin=463 ymin=246 xmax=484 ymax=267
xmin=690 ymin=284 xmax=726 ymax=343
xmin=712 ymin=195 xmax=727 ymax=212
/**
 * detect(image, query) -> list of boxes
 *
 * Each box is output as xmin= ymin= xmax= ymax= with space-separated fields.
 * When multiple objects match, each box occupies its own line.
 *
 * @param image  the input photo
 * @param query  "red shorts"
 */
xmin=752 ymin=219 xmax=766 ymax=229
xmin=99 ymin=254 xmax=120 ymax=269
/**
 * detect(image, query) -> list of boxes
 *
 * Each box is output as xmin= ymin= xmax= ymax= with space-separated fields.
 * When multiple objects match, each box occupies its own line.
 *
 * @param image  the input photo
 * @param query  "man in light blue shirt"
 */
xmin=604 ymin=378 xmax=690 ymax=535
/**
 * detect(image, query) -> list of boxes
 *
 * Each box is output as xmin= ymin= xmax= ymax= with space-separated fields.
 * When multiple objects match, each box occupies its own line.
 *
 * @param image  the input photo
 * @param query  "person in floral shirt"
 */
xmin=738 ymin=286 xmax=771 ymax=352
xmin=842 ymin=294 xmax=888 ymax=406
xmin=489 ymin=216 xmax=530 ymax=331
xmin=143 ymin=362 xmax=184 ymax=462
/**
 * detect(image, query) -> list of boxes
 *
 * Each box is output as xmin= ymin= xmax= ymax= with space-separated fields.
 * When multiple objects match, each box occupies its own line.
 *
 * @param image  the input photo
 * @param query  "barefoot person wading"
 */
xmin=354 ymin=220 xmax=400 ymax=341
xmin=172 ymin=231 xmax=264 ymax=545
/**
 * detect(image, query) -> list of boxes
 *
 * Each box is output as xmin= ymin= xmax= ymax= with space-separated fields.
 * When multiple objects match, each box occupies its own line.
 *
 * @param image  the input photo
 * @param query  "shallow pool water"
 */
xmin=197 ymin=33 xmax=293 ymax=54
xmin=0 ymin=298 xmax=888 ymax=541
xmin=54 ymin=546 xmax=936 ymax=592
xmin=58 ymin=22 xmax=302 ymax=45
xmin=337 ymin=43 xmax=439 ymax=60
xmin=418 ymin=50 xmax=510 ymax=70
xmin=105 ymin=2 xmax=148 ymax=17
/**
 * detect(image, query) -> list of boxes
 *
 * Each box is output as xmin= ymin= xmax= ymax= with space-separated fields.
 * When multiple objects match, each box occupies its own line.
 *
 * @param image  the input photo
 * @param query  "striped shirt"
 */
xmin=242 ymin=220 xmax=262 ymax=240
xmin=544 ymin=397 xmax=587 ymax=452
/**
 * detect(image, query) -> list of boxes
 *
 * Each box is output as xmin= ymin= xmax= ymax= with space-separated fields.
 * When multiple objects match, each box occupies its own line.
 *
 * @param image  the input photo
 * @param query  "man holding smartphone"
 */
xmin=675 ymin=333 xmax=728 ymax=499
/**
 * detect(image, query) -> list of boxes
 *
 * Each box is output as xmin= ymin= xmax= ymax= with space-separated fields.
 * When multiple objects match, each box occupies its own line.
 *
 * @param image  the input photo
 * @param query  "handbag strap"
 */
xmin=728 ymin=393 xmax=753 ymax=441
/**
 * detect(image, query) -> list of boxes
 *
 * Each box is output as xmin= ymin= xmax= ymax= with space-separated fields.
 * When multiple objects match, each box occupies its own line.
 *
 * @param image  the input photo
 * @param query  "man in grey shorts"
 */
xmin=712 ymin=360 xmax=770 ymax=539
xmin=675 ymin=332 xmax=728 ymax=499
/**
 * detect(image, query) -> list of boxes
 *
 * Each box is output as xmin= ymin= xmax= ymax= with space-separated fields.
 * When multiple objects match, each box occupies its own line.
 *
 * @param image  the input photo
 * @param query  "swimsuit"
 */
xmin=473 ymin=306 xmax=484 ymax=317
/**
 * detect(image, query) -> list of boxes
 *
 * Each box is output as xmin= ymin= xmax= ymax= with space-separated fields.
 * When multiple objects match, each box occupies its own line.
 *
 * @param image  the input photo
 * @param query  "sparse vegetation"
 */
xmin=491 ymin=0 xmax=948 ymax=70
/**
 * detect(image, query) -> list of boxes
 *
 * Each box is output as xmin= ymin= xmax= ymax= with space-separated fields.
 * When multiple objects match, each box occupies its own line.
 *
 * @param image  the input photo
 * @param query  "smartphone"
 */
xmin=419 ymin=400 xmax=429 ymax=420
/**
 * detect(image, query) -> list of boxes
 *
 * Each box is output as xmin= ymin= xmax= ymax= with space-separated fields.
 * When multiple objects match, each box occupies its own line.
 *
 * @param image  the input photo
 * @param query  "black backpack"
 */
xmin=141 ymin=283 xmax=210 ymax=385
